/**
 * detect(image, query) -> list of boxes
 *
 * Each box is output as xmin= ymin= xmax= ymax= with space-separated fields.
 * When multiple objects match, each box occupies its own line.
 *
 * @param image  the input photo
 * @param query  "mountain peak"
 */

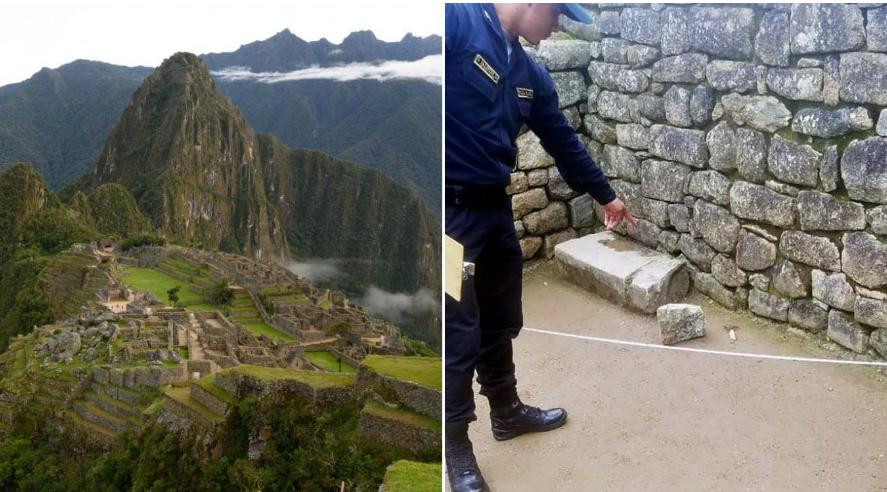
xmin=343 ymin=30 xmax=378 ymax=44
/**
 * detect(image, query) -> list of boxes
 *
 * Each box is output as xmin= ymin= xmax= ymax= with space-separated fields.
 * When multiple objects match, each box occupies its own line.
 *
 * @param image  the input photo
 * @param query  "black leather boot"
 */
xmin=489 ymin=394 xmax=567 ymax=441
xmin=445 ymin=421 xmax=489 ymax=492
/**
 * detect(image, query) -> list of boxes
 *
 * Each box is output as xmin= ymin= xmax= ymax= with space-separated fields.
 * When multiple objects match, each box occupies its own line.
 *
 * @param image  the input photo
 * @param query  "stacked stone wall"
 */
xmin=517 ymin=4 xmax=887 ymax=360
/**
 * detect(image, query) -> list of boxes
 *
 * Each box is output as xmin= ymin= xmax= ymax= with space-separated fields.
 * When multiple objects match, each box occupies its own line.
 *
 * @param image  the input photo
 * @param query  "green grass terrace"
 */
xmin=230 ymin=364 xmax=355 ymax=388
xmin=305 ymin=351 xmax=356 ymax=373
xmin=362 ymin=355 xmax=441 ymax=391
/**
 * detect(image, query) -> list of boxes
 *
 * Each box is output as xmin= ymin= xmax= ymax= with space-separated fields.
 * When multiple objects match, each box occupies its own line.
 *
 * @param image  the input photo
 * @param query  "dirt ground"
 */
xmin=462 ymin=261 xmax=887 ymax=491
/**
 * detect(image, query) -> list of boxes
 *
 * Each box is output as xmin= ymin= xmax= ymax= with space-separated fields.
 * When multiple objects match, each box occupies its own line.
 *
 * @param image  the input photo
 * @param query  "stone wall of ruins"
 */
xmin=514 ymin=4 xmax=887 ymax=359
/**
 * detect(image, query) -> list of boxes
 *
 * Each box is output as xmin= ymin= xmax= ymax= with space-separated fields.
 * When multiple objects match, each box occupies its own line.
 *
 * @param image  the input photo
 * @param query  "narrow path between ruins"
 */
xmin=467 ymin=261 xmax=887 ymax=491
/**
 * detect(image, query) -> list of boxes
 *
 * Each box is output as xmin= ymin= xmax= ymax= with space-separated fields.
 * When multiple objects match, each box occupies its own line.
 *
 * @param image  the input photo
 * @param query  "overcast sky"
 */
xmin=0 ymin=0 xmax=442 ymax=86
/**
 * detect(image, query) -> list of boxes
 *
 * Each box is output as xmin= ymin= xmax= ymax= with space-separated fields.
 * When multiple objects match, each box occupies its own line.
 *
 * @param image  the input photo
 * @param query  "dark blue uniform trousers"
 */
xmin=446 ymin=197 xmax=523 ymax=423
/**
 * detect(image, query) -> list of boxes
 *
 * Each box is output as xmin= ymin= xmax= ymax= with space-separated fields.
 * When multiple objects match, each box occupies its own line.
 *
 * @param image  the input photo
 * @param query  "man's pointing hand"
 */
xmin=602 ymin=197 xmax=637 ymax=230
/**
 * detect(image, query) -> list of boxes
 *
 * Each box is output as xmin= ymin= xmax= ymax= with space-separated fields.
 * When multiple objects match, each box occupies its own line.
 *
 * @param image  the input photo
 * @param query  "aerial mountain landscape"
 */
xmin=0 ymin=27 xmax=440 ymax=491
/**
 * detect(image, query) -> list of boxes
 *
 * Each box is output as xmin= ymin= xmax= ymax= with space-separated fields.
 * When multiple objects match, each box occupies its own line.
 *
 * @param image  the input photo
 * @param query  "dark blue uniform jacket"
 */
xmin=445 ymin=3 xmax=616 ymax=206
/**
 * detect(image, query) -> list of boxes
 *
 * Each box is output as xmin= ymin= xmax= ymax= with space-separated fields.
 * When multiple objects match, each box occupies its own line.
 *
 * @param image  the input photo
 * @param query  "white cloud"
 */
xmin=286 ymin=258 xmax=342 ymax=283
xmin=356 ymin=286 xmax=437 ymax=324
xmin=211 ymin=54 xmax=441 ymax=85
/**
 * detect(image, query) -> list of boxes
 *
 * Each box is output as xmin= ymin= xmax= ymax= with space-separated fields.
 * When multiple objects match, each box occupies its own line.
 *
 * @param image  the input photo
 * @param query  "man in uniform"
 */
xmin=445 ymin=4 xmax=637 ymax=491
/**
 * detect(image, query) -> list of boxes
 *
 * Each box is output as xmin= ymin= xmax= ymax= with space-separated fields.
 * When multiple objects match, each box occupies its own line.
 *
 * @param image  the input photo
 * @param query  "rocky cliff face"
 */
xmin=93 ymin=52 xmax=438 ymax=293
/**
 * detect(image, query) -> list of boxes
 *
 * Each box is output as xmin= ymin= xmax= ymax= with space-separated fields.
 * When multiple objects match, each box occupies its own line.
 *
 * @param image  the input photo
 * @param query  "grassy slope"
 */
xmin=305 ymin=351 xmax=356 ymax=373
xmin=362 ymin=355 xmax=441 ymax=391
xmin=382 ymin=460 xmax=442 ymax=492
xmin=231 ymin=364 xmax=355 ymax=388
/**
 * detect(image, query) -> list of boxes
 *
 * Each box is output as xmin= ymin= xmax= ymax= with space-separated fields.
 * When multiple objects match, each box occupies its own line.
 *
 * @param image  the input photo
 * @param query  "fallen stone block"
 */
xmin=657 ymin=304 xmax=705 ymax=345
xmin=555 ymin=231 xmax=689 ymax=313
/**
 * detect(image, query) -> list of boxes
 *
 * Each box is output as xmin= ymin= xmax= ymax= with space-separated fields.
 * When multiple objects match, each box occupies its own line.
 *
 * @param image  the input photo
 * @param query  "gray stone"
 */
xmin=667 ymin=204 xmax=690 ymax=233
xmin=636 ymin=93 xmax=665 ymax=121
xmin=640 ymin=160 xmax=690 ymax=203
xmin=543 ymin=229 xmax=578 ymax=259
xmin=620 ymin=8 xmax=660 ymax=46
xmin=820 ymin=145 xmax=839 ymax=193
xmin=735 ymin=128 xmax=768 ymax=183
xmin=765 ymin=180 xmax=800 ymax=197
xmin=663 ymin=86 xmax=691 ymax=127
xmin=879 ymin=109 xmax=887 ymax=136
xmin=706 ymin=122 xmax=736 ymax=172
xmin=562 ymin=107 xmax=581 ymax=130
xmin=693 ymin=201 xmax=740 ymax=253
xmin=789 ymin=299 xmax=829 ymax=332
xmin=705 ymin=61 xmax=758 ymax=93
xmin=626 ymin=44 xmax=660 ymax=68
xmin=568 ymin=195 xmax=597 ymax=228
xmin=812 ymin=270 xmax=857 ymax=310
xmin=791 ymin=106 xmax=873 ymax=138
xmin=855 ymin=296 xmax=887 ymax=329
xmin=659 ymin=230 xmax=681 ymax=253
xmin=688 ymin=171 xmax=731 ymax=206
xmin=767 ymin=135 xmax=821 ymax=187
xmin=601 ymin=145 xmax=640 ymax=182
xmin=868 ymin=206 xmax=887 ymax=234
xmin=871 ymin=328 xmax=887 ymax=359
xmin=601 ymin=38 xmax=631 ymax=64
xmin=692 ymin=271 xmax=739 ymax=309
xmin=597 ymin=91 xmax=634 ymax=123
xmin=690 ymin=86 xmax=715 ymax=126
xmin=657 ymin=303 xmax=705 ymax=345
xmin=742 ymin=224 xmax=778 ymax=242
xmin=766 ymin=68 xmax=823 ymax=101
xmin=584 ymin=114 xmax=617 ymax=144
xmin=660 ymin=7 xmax=691 ymax=55
xmin=711 ymin=255 xmax=747 ymax=287
xmin=868 ymin=6 xmax=887 ymax=52
xmin=546 ymin=167 xmax=579 ymax=201
xmin=839 ymin=52 xmax=887 ymax=105
xmin=506 ymin=172 xmax=528 ymax=195
xmin=748 ymin=289 xmax=789 ymax=321
xmin=679 ymin=234 xmax=717 ymax=271
xmin=640 ymin=198 xmax=670 ymax=229
xmin=688 ymin=7 xmax=755 ymax=60
xmin=611 ymin=180 xmax=643 ymax=218
xmin=527 ymin=169 xmax=548 ymax=188
xmin=512 ymin=188 xmax=549 ymax=219
xmin=596 ymin=11 xmax=622 ymax=36
xmin=523 ymin=202 xmax=569 ymax=235
xmin=520 ymin=237 xmax=542 ymax=260
xmin=625 ymin=218 xmax=662 ymax=248
xmin=730 ymin=182 xmax=797 ymax=227
xmin=555 ymin=231 xmax=690 ymax=313
xmin=756 ymin=11 xmax=791 ymax=66
xmin=587 ymin=85 xmax=601 ymax=113
xmin=559 ymin=12 xmax=601 ymax=42
xmin=615 ymin=124 xmax=650 ymax=150
xmin=652 ymin=54 xmax=708 ymax=83
xmin=827 ymin=310 xmax=870 ymax=353
xmin=514 ymin=220 xmax=525 ymax=239
xmin=551 ymin=72 xmax=585 ymax=108
xmin=797 ymin=58 xmax=823 ymax=68
xmin=797 ymin=191 xmax=866 ymax=231
xmin=537 ymin=39 xmax=596 ymax=70
xmin=780 ymin=231 xmax=842 ymax=271
xmin=648 ymin=125 xmax=708 ymax=167
xmin=842 ymin=232 xmax=887 ymax=288
xmin=772 ymin=260 xmax=808 ymax=298
xmin=749 ymin=273 xmax=771 ymax=291
xmin=790 ymin=4 xmax=865 ymax=54
xmin=720 ymin=94 xmax=791 ymax=132
xmin=841 ymin=137 xmax=887 ymax=204
xmin=517 ymin=131 xmax=554 ymax=170
xmin=587 ymin=62 xmax=649 ymax=93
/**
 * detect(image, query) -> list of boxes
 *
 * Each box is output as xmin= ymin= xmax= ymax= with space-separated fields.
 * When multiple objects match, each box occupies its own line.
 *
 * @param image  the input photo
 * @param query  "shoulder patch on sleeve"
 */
xmin=473 ymin=54 xmax=500 ymax=84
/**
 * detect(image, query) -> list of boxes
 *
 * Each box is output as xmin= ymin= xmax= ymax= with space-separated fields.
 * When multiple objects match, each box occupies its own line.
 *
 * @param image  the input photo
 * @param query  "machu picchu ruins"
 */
xmin=0 ymin=239 xmax=441 ymax=486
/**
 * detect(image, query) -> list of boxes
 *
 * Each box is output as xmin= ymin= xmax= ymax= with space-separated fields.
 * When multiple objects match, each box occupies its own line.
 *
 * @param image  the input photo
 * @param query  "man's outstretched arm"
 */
xmin=526 ymin=68 xmax=636 ymax=229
